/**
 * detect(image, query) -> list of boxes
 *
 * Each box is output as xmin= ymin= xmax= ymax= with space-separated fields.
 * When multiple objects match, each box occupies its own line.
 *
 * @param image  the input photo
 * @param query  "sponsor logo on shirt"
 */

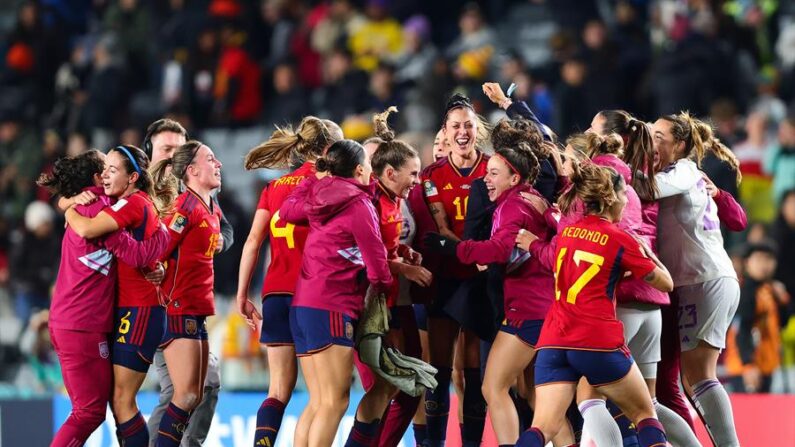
xmin=461 ymin=184 xmax=470 ymax=190
xmin=169 ymin=212 xmax=187 ymax=234
xmin=111 ymin=198 xmax=128 ymax=212
xmin=443 ymin=183 xmax=453 ymax=190
xmin=199 ymin=220 xmax=208 ymax=228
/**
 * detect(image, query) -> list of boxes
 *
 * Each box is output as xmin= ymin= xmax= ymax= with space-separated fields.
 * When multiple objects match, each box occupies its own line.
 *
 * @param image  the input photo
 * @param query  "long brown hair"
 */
xmin=244 ymin=116 xmax=343 ymax=169
xmin=660 ymin=111 xmax=741 ymax=184
xmin=558 ymin=162 xmax=623 ymax=216
xmin=597 ymin=110 xmax=657 ymax=200
xmin=149 ymin=140 xmax=206 ymax=216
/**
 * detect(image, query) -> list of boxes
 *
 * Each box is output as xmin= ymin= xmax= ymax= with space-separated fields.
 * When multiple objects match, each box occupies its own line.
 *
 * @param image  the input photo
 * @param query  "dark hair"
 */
xmin=558 ymin=162 xmax=624 ymax=216
xmin=109 ymin=145 xmax=154 ymax=197
xmin=494 ymin=142 xmax=540 ymax=184
xmin=370 ymin=107 xmax=419 ymax=176
xmin=597 ymin=110 xmax=657 ymax=199
xmin=660 ymin=112 xmax=741 ymax=184
xmin=442 ymin=93 xmax=491 ymax=149
xmin=149 ymin=140 xmax=205 ymax=216
xmin=37 ymin=150 xmax=105 ymax=197
xmin=742 ymin=240 xmax=778 ymax=259
xmin=245 ymin=116 xmax=343 ymax=169
xmin=491 ymin=118 xmax=551 ymax=158
xmin=315 ymin=139 xmax=366 ymax=178
xmin=143 ymin=118 xmax=188 ymax=159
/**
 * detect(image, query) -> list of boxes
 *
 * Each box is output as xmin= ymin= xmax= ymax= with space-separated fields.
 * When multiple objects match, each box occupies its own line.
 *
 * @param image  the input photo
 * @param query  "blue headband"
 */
xmin=115 ymin=146 xmax=142 ymax=176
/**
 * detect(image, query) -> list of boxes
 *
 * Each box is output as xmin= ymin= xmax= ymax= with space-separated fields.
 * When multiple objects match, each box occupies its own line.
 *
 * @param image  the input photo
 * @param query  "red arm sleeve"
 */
xmin=350 ymin=199 xmax=393 ymax=293
xmin=714 ymin=189 xmax=748 ymax=232
xmin=160 ymin=206 xmax=193 ymax=262
xmin=617 ymin=231 xmax=657 ymax=279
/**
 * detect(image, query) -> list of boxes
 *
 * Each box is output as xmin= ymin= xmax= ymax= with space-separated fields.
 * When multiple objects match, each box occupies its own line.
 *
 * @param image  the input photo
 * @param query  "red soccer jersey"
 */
xmin=161 ymin=189 xmax=222 ymax=316
xmin=537 ymin=215 xmax=657 ymax=351
xmin=422 ymin=152 xmax=488 ymax=278
xmin=374 ymin=181 xmax=402 ymax=305
xmin=103 ymin=191 xmax=160 ymax=307
xmin=258 ymin=162 xmax=314 ymax=298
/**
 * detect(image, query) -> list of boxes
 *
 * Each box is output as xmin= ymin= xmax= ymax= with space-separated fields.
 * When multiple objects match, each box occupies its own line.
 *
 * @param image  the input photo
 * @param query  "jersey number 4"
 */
xmin=555 ymin=248 xmax=605 ymax=304
xmin=270 ymin=210 xmax=296 ymax=248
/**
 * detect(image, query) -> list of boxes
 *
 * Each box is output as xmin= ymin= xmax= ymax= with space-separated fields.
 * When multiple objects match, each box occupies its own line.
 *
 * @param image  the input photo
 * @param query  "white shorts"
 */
xmin=617 ymin=302 xmax=661 ymax=379
xmin=675 ymin=277 xmax=740 ymax=352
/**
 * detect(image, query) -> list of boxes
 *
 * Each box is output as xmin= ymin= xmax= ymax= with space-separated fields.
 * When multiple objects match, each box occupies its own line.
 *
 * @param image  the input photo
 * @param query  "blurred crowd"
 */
xmin=1 ymin=0 xmax=795 ymax=395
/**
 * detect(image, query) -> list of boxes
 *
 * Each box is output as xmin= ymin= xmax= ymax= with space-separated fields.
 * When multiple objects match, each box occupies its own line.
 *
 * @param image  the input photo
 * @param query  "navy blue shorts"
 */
xmin=500 ymin=318 xmax=544 ymax=347
xmin=260 ymin=295 xmax=294 ymax=345
xmin=534 ymin=346 xmax=634 ymax=387
xmin=289 ymin=306 xmax=357 ymax=356
xmin=414 ymin=304 xmax=428 ymax=331
xmin=426 ymin=278 xmax=458 ymax=319
xmin=160 ymin=315 xmax=208 ymax=348
xmin=112 ymin=306 xmax=167 ymax=372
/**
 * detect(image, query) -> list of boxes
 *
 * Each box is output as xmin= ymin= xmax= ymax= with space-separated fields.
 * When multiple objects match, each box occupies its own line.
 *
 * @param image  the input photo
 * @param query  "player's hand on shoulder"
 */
xmin=515 ymin=228 xmax=539 ymax=251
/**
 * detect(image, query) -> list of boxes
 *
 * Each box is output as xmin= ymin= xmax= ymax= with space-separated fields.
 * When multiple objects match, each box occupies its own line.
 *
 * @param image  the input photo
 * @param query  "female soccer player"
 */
xmin=420 ymin=93 xmax=490 ymax=447
xmin=652 ymin=112 xmax=743 ymax=447
xmin=279 ymin=140 xmax=392 ymax=447
xmin=349 ymin=109 xmax=430 ymax=447
xmin=42 ymin=150 xmax=168 ymax=447
xmin=586 ymin=111 xmax=702 ymax=446
xmin=64 ymin=145 xmax=166 ymax=447
xmin=148 ymin=141 xmax=223 ymax=446
xmin=515 ymin=162 xmax=673 ymax=447
xmin=236 ymin=116 xmax=342 ymax=447
xmin=424 ymin=140 xmax=575 ymax=446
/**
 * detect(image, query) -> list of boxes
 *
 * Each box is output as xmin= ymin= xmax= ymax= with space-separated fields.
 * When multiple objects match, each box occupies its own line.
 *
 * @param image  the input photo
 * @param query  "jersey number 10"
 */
xmin=554 ymin=248 xmax=605 ymax=304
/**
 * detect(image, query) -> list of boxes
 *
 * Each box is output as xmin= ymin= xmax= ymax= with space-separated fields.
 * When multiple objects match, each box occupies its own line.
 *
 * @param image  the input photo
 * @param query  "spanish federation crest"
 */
xmin=98 ymin=341 xmax=109 ymax=359
xmin=185 ymin=318 xmax=198 ymax=335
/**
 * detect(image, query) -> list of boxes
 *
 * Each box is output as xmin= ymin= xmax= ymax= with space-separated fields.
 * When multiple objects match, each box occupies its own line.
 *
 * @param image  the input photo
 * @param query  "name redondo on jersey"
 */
xmin=561 ymin=226 xmax=610 ymax=246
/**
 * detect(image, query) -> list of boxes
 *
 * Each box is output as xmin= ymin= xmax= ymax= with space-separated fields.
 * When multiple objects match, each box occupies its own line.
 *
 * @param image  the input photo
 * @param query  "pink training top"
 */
xmin=280 ymin=176 xmax=393 ymax=319
xmin=50 ymin=187 xmax=170 ymax=333
xmin=456 ymin=184 xmax=555 ymax=320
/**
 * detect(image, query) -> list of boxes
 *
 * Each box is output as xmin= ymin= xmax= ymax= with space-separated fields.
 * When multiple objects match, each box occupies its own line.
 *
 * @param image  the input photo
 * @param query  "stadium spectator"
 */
xmin=764 ymin=114 xmax=795 ymax=205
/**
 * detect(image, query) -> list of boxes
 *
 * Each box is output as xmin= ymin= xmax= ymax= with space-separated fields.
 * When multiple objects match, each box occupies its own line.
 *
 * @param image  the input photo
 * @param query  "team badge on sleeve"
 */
xmin=111 ymin=198 xmax=128 ymax=212
xmin=169 ymin=213 xmax=188 ymax=234
xmin=423 ymin=180 xmax=438 ymax=197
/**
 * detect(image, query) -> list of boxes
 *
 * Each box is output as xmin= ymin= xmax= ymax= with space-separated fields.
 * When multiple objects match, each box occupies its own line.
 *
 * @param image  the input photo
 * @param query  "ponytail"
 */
xmin=149 ymin=158 xmax=178 ymax=217
xmin=370 ymin=107 xmax=419 ymax=176
xmin=245 ymin=116 xmax=343 ymax=170
xmin=597 ymin=110 xmax=658 ymax=200
xmin=664 ymin=112 xmax=741 ymax=185
xmin=558 ymin=162 xmax=622 ymax=216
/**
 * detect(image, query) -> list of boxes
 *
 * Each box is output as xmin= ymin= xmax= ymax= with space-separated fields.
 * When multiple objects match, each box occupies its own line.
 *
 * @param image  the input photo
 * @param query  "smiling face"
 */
xmin=484 ymin=156 xmax=519 ymax=202
xmin=386 ymin=156 xmax=421 ymax=198
xmin=443 ymin=107 xmax=478 ymax=159
xmin=652 ymin=118 xmax=683 ymax=168
xmin=102 ymin=150 xmax=138 ymax=198
xmin=432 ymin=129 xmax=451 ymax=160
xmin=186 ymin=145 xmax=222 ymax=190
